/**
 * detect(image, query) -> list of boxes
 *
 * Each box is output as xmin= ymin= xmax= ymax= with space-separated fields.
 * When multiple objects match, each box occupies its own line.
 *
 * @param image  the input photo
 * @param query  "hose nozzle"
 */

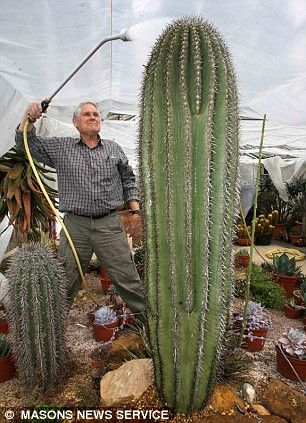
xmin=119 ymin=27 xmax=132 ymax=42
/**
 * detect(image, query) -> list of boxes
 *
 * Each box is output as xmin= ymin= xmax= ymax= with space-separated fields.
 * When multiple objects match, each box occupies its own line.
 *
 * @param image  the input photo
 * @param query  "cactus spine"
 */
xmin=6 ymin=242 xmax=67 ymax=389
xmin=139 ymin=18 xmax=239 ymax=413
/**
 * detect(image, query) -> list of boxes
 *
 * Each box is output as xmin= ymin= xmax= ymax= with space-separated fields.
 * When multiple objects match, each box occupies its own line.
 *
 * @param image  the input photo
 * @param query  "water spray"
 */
xmin=24 ymin=28 xmax=132 ymax=304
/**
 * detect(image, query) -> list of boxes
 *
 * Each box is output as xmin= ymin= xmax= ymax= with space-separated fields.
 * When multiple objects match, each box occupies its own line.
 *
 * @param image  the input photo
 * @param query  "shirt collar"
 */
xmin=75 ymin=134 xmax=102 ymax=146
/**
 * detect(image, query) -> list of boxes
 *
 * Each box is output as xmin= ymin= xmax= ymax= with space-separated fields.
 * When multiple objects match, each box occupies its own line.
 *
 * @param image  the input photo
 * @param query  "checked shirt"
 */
xmin=15 ymin=128 xmax=140 ymax=216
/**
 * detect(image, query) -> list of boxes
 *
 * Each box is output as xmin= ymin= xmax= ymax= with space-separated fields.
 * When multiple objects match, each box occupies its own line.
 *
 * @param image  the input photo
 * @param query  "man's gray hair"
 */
xmin=73 ymin=101 xmax=100 ymax=118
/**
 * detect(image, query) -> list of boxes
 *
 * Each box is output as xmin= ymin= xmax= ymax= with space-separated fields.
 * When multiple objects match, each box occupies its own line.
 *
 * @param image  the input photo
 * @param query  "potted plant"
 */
xmin=234 ymin=248 xmax=250 ymax=268
xmin=275 ymin=328 xmax=306 ymax=381
xmin=0 ymin=334 xmax=15 ymax=383
xmin=293 ymin=276 xmax=306 ymax=306
xmin=232 ymin=301 xmax=272 ymax=352
xmin=253 ymin=214 xmax=275 ymax=245
xmin=273 ymin=253 xmax=301 ymax=297
xmin=289 ymin=224 xmax=303 ymax=245
xmin=283 ymin=298 xmax=304 ymax=319
xmin=271 ymin=209 xmax=287 ymax=238
xmin=0 ymin=305 xmax=8 ymax=335
xmin=92 ymin=306 xmax=119 ymax=342
xmin=235 ymin=223 xmax=251 ymax=246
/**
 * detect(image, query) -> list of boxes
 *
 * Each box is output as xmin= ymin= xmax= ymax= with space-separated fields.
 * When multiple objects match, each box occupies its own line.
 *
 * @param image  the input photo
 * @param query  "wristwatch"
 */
xmin=129 ymin=209 xmax=141 ymax=215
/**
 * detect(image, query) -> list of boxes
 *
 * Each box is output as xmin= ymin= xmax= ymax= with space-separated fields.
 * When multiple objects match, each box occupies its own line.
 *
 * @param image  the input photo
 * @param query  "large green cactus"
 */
xmin=139 ymin=18 xmax=239 ymax=413
xmin=6 ymin=242 xmax=68 ymax=389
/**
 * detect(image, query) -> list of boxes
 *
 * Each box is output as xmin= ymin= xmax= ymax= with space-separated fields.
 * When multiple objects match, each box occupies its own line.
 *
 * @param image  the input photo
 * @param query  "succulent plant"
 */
xmin=0 ymin=334 xmax=10 ymax=357
xmin=273 ymin=253 xmax=301 ymax=276
xmin=139 ymin=17 xmax=239 ymax=413
xmin=284 ymin=297 xmax=303 ymax=309
xmin=235 ymin=249 xmax=250 ymax=257
xmin=6 ymin=242 xmax=68 ymax=389
xmin=94 ymin=306 xmax=117 ymax=326
xmin=0 ymin=146 xmax=58 ymax=243
xmin=245 ymin=301 xmax=272 ymax=330
xmin=231 ymin=301 xmax=272 ymax=331
xmin=277 ymin=328 xmax=306 ymax=360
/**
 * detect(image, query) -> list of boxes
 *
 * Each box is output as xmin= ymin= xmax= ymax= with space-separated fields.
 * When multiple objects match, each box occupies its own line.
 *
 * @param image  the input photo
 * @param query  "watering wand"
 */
xmin=39 ymin=28 xmax=131 ymax=113
xmin=23 ymin=28 xmax=132 ymax=304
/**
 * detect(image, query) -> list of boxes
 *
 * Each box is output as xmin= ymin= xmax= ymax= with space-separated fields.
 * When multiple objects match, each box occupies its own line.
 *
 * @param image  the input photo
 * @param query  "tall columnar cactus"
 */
xmin=139 ymin=17 xmax=239 ymax=413
xmin=6 ymin=242 xmax=68 ymax=389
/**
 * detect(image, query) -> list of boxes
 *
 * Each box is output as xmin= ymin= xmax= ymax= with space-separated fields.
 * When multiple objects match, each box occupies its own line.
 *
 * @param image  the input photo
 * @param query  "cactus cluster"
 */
xmin=6 ymin=242 xmax=68 ymax=389
xmin=139 ymin=17 xmax=239 ymax=413
xmin=254 ymin=213 xmax=275 ymax=235
xmin=236 ymin=223 xmax=251 ymax=239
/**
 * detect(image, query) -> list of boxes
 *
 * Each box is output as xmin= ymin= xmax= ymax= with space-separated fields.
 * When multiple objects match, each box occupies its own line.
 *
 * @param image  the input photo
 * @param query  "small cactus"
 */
xmin=0 ymin=334 xmax=10 ymax=357
xmin=6 ymin=242 xmax=68 ymax=389
xmin=94 ymin=306 xmax=117 ymax=325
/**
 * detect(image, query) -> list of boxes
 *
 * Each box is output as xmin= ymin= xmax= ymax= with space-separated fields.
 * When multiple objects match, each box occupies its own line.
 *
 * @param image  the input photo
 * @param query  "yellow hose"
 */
xmin=23 ymin=119 xmax=99 ymax=305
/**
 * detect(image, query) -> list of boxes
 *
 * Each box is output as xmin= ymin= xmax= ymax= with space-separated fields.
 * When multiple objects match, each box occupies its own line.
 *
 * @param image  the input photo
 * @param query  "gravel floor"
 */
xmin=0 ymin=240 xmax=305 ymax=412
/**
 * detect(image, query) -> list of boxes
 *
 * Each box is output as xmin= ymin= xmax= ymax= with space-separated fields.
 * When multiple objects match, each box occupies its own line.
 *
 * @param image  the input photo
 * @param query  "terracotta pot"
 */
xmin=0 ymin=320 xmax=9 ymax=335
xmin=99 ymin=266 xmax=109 ymax=279
xmin=283 ymin=304 xmax=303 ymax=319
xmin=275 ymin=345 xmax=306 ymax=381
xmin=276 ymin=274 xmax=299 ymax=297
xmin=293 ymin=289 xmax=304 ymax=306
xmin=100 ymin=278 xmax=112 ymax=294
xmin=242 ymin=327 xmax=268 ymax=352
xmin=235 ymin=256 xmax=250 ymax=268
xmin=236 ymin=238 xmax=251 ymax=246
xmin=0 ymin=354 xmax=15 ymax=383
xmin=93 ymin=320 xmax=119 ymax=342
xmin=273 ymin=223 xmax=287 ymax=238
xmin=291 ymin=234 xmax=302 ymax=246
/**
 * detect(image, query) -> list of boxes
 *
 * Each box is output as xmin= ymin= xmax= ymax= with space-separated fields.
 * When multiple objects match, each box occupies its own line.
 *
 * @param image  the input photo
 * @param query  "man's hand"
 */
xmin=19 ymin=101 xmax=43 ymax=132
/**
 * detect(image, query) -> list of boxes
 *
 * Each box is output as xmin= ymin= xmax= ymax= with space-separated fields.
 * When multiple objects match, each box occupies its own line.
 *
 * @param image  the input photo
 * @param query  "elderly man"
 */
xmin=16 ymin=101 xmax=145 ymax=316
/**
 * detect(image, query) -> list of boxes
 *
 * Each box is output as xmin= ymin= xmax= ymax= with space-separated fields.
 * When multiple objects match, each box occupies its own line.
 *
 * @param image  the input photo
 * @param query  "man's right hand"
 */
xmin=19 ymin=101 xmax=43 ymax=131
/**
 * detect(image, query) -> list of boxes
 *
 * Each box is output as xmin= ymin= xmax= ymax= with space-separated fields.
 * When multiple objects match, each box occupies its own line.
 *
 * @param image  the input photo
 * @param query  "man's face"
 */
xmin=73 ymin=103 xmax=101 ymax=136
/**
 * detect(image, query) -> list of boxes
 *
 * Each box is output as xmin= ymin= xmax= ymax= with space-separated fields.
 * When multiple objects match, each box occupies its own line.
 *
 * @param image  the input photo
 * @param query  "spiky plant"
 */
xmin=0 ymin=146 xmax=58 ymax=243
xmin=6 ymin=242 xmax=68 ymax=390
xmin=139 ymin=17 xmax=239 ymax=413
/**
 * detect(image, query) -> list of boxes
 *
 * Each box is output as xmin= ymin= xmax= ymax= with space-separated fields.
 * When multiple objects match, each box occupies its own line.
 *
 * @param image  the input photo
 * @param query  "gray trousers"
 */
xmin=58 ymin=211 xmax=145 ymax=315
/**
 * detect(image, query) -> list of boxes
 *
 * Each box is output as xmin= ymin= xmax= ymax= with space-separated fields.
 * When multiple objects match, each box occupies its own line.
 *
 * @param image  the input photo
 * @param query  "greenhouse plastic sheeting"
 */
xmin=1 ymin=0 xmax=306 ymax=254
xmin=1 ymin=0 xmax=306 ymax=153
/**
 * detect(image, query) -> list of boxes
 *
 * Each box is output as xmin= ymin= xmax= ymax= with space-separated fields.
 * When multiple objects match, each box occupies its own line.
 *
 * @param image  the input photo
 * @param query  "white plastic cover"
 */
xmin=0 ymin=0 xmax=306 ymax=253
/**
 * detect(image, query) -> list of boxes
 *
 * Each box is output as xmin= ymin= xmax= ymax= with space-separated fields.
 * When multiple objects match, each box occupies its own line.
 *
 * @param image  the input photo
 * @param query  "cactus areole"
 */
xmin=139 ymin=18 xmax=239 ymax=413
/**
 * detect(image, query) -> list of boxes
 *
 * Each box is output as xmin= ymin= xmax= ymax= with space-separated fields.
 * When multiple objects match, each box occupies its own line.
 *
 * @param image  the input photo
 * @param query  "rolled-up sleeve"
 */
xmin=117 ymin=147 xmax=140 ymax=203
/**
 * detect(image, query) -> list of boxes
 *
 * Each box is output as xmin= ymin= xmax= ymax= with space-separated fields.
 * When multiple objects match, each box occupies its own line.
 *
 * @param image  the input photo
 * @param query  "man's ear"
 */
xmin=73 ymin=116 xmax=78 ymax=128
